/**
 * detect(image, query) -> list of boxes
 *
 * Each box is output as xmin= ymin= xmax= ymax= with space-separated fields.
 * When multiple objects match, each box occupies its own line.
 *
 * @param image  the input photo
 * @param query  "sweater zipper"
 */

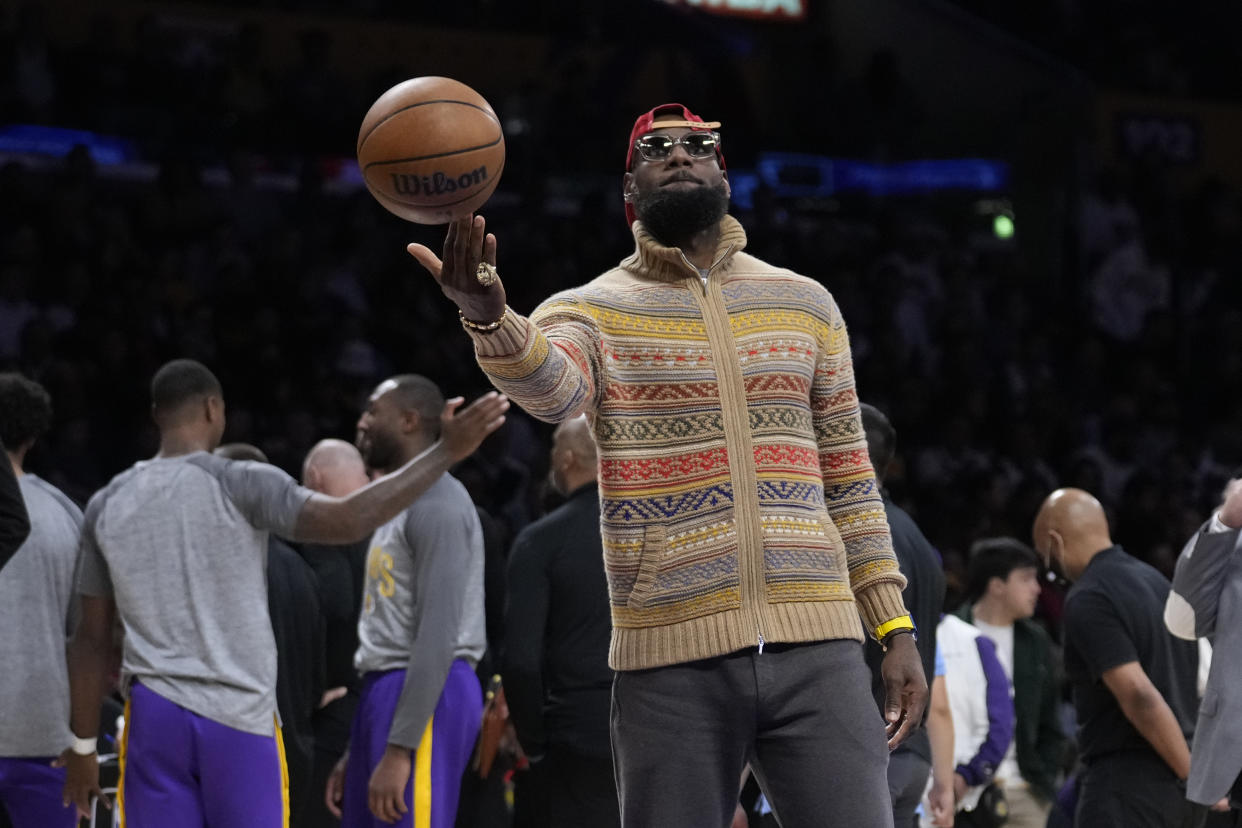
xmin=681 ymin=244 xmax=766 ymax=651
xmin=678 ymin=246 xmax=736 ymax=294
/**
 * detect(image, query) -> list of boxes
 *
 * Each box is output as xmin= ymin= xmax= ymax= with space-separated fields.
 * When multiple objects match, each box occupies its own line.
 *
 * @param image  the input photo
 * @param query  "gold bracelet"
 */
xmin=459 ymin=306 xmax=509 ymax=333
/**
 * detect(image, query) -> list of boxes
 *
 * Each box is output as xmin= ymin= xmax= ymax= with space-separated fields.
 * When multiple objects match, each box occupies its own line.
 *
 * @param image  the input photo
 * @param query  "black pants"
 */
xmin=302 ymin=691 xmax=359 ymax=828
xmin=1077 ymin=751 xmax=1207 ymax=828
xmin=887 ymin=748 xmax=931 ymax=828
xmin=611 ymin=639 xmax=893 ymax=828
xmin=547 ymin=747 xmax=619 ymax=828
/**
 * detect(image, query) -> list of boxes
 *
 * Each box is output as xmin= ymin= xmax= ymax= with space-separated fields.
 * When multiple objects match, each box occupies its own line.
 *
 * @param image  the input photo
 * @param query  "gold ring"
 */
xmin=475 ymin=262 xmax=499 ymax=287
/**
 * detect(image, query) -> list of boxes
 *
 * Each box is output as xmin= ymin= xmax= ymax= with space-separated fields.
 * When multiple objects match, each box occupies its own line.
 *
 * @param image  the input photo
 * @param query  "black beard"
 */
xmin=634 ymin=180 xmax=729 ymax=247
xmin=359 ymin=430 xmax=401 ymax=473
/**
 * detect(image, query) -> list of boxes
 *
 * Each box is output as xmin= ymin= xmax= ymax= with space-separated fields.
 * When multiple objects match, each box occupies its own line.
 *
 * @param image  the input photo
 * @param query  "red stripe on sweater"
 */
xmin=600 ymin=448 xmax=731 ymax=482
xmin=753 ymin=444 xmax=820 ymax=470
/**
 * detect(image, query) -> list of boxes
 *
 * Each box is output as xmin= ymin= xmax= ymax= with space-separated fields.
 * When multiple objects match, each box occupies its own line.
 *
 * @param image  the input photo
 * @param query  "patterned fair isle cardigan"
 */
xmin=466 ymin=216 xmax=909 ymax=671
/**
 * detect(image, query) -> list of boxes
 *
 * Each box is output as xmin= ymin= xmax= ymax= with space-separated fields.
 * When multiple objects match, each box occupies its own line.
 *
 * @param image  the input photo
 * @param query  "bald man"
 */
xmin=1032 ymin=488 xmax=1203 ymax=828
xmin=304 ymin=439 xmax=371 ymax=497
xmin=504 ymin=416 xmax=618 ymax=828
xmin=301 ymin=438 xmax=373 ymax=828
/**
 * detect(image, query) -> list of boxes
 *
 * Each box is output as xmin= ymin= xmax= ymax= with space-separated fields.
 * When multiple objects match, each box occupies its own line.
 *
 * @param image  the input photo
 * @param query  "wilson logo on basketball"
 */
xmin=389 ymin=167 xmax=490 ymax=197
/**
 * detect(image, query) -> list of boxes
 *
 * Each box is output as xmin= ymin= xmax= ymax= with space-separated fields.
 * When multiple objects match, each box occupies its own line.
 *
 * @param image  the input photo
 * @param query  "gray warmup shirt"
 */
xmin=0 ymin=475 xmax=83 ymax=756
xmin=354 ymin=473 xmax=486 ymax=749
xmin=76 ymin=453 xmax=312 ymax=737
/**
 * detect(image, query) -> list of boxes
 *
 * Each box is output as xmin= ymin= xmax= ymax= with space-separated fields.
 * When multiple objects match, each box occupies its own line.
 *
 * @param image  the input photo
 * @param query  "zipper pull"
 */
xmin=757 ymin=630 xmax=765 ymax=654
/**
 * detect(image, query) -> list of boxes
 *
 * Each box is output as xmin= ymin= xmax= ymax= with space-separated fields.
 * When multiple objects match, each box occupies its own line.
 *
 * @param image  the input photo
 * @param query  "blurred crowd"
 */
xmin=2 ymin=0 xmax=1242 ymax=628
xmin=2 ymin=2 xmax=1242 ymax=827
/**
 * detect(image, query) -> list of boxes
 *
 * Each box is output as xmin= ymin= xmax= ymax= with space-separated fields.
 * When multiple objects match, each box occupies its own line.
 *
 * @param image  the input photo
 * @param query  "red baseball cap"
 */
xmin=625 ymin=103 xmax=724 ymax=226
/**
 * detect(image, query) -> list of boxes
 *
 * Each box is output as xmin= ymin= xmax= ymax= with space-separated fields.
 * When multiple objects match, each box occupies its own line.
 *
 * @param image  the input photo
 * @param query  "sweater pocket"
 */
xmin=762 ymin=514 xmax=854 ymax=603
xmin=626 ymin=525 xmax=666 ymax=610
xmin=614 ymin=521 xmax=743 ymax=627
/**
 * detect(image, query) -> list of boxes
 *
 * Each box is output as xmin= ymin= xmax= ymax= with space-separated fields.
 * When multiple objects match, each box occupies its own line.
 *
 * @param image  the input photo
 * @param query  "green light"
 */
xmin=993 ymin=214 xmax=1015 ymax=239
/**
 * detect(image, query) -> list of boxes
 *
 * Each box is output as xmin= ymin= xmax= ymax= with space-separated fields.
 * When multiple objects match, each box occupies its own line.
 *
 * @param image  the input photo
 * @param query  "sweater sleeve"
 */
xmin=464 ymin=294 xmax=603 ymax=424
xmin=812 ymin=292 xmax=907 ymax=634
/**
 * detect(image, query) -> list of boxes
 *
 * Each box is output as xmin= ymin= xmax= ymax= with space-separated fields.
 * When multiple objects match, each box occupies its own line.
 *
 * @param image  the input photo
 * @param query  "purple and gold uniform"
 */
xmin=344 ymin=473 xmax=485 ymax=828
xmin=76 ymin=453 xmax=313 ymax=828
xmin=0 ymin=475 xmax=82 ymax=828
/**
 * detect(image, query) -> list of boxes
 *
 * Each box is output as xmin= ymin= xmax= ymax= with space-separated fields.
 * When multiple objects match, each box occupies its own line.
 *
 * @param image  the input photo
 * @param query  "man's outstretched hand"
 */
xmin=408 ymin=215 xmax=507 ymax=323
xmin=440 ymin=392 xmax=509 ymax=461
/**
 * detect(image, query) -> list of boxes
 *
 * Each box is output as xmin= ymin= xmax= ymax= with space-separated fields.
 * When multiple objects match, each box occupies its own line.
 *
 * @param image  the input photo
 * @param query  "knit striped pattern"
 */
xmin=471 ymin=217 xmax=907 ymax=670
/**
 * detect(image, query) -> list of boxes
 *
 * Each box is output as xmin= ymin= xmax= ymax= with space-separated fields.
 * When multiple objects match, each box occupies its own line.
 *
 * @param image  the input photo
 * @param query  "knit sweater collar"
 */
xmin=621 ymin=215 xmax=748 ymax=283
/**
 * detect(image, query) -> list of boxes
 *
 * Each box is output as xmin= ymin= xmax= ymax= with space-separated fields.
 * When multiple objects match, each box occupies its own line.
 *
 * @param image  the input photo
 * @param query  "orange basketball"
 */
xmin=356 ymin=77 xmax=505 ymax=225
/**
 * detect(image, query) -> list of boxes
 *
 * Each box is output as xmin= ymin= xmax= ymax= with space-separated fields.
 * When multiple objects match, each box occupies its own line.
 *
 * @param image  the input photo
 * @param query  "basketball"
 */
xmin=356 ymin=76 xmax=506 ymax=225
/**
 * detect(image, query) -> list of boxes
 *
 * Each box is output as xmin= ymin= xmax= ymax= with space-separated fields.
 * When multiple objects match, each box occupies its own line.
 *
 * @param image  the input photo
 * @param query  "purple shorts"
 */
xmin=119 ymin=682 xmax=288 ymax=828
xmin=342 ymin=661 xmax=482 ymax=828
xmin=0 ymin=757 xmax=76 ymax=828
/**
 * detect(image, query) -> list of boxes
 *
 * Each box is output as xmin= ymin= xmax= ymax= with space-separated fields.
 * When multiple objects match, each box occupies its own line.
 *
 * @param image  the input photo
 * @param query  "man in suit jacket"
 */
xmin=503 ymin=414 xmax=618 ymax=828
xmin=1165 ymin=477 xmax=1242 ymax=815
xmin=859 ymin=403 xmax=951 ymax=828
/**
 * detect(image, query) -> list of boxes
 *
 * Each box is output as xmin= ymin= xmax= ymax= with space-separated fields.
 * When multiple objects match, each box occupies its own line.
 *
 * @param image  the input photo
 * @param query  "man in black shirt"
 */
xmin=860 ymin=403 xmax=949 ymax=827
xmin=503 ymin=415 xmax=618 ymax=828
xmin=1033 ymin=487 xmax=1204 ymax=828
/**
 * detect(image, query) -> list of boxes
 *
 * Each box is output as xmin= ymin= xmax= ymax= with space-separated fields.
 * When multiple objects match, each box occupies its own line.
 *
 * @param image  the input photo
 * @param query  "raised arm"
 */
xmin=408 ymin=215 xmax=601 ymax=423
xmin=293 ymin=393 xmax=507 ymax=544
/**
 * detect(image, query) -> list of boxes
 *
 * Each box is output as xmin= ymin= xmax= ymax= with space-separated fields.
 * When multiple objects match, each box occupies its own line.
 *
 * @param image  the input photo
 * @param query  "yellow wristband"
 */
xmin=875 ymin=614 xmax=915 ymax=641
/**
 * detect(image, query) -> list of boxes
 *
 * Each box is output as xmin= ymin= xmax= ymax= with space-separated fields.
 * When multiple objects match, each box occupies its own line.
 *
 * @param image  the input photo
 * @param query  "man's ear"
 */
xmin=722 ymin=170 xmax=731 ymax=199
xmin=401 ymin=409 xmax=421 ymax=436
xmin=622 ymin=172 xmax=636 ymax=203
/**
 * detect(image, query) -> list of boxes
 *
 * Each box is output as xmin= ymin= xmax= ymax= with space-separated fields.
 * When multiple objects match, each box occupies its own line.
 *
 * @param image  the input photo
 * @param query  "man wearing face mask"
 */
xmin=503 ymin=414 xmax=617 ymax=828
xmin=1032 ymin=488 xmax=1203 ymax=828
xmin=408 ymin=103 xmax=925 ymax=828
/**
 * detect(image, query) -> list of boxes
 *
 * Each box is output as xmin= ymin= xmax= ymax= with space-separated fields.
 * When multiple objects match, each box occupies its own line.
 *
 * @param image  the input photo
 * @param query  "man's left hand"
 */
xmin=368 ymin=745 xmax=412 ymax=824
xmin=881 ymin=632 xmax=927 ymax=749
xmin=54 ymin=749 xmax=102 ymax=819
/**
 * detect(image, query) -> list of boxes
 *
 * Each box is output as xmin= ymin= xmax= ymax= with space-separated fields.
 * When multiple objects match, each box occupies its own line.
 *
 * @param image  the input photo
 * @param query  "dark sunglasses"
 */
xmin=633 ymin=131 xmax=721 ymax=162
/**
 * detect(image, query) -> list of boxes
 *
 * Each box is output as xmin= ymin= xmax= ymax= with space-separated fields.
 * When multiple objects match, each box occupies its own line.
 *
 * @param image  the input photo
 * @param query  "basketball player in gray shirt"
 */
xmin=324 ymin=375 xmax=486 ymax=828
xmin=0 ymin=375 xmax=82 ymax=828
xmin=63 ymin=359 xmax=508 ymax=828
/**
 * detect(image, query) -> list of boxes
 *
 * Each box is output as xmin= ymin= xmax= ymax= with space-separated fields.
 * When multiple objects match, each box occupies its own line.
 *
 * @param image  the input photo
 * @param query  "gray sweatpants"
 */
xmin=611 ymin=638 xmax=894 ymax=828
